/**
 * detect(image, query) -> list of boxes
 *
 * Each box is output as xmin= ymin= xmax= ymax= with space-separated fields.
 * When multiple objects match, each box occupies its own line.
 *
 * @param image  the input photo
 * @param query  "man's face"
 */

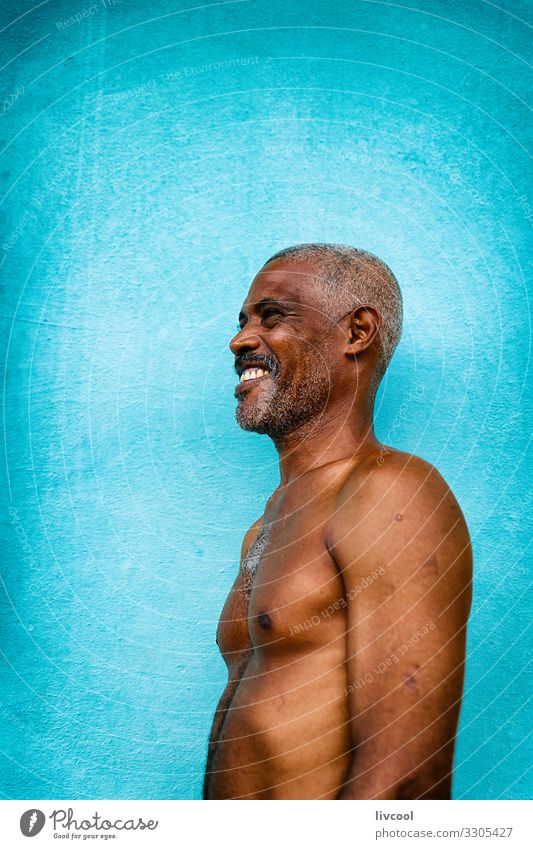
xmin=229 ymin=259 xmax=341 ymax=438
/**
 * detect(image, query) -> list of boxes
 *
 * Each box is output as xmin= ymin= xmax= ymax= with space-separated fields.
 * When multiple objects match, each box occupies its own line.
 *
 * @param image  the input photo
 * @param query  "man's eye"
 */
xmin=262 ymin=309 xmax=281 ymax=323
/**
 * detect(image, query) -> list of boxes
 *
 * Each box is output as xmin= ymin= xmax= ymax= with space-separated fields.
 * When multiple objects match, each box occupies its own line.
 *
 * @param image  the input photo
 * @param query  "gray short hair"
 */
xmin=264 ymin=243 xmax=403 ymax=376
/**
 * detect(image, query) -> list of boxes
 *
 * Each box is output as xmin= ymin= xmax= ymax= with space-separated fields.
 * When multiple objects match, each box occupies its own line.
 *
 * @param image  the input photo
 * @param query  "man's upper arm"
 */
xmin=329 ymin=454 xmax=472 ymax=799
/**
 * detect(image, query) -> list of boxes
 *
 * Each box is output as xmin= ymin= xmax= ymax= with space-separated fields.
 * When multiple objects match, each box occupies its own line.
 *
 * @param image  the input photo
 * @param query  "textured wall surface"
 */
xmin=0 ymin=0 xmax=531 ymax=800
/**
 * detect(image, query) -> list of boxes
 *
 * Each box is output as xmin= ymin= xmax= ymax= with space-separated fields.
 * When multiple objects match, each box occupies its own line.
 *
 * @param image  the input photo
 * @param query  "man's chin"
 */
xmin=235 ymin=381 xmax=277 ymax=433
xmin=236 ymin=402 xmax=304 ymax=438
xmin=235 ymin=405 xmax=271 ymax=434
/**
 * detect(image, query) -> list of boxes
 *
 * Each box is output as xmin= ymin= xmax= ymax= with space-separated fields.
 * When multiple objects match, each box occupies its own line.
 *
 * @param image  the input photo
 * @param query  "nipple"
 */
xmin=257 ymin=612 xmax=272 ymax=630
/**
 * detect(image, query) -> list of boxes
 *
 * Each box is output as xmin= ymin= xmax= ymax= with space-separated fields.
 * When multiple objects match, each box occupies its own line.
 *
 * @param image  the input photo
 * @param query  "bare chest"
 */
xmin=218 ymin=494 xmax=347 ymax=658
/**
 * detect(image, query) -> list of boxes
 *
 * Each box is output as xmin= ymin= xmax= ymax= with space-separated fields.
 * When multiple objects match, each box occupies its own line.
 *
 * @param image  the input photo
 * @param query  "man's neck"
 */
xmin=274 ymin=404 xmax=379 ymax=485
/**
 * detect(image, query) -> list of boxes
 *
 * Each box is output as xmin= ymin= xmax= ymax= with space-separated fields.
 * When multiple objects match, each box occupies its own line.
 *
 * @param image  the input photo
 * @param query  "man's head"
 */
xmin=229 ymin=243 xmax=402 ymax=439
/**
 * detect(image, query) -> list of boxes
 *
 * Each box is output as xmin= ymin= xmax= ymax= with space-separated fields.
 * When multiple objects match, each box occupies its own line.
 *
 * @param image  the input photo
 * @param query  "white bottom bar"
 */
xmin=0 ymin=799 xmax=529 ymax=848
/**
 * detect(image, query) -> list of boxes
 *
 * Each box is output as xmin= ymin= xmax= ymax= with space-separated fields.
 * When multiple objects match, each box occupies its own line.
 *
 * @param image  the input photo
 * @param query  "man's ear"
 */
xmin=344 ymin=306 xmax=381 ymax=356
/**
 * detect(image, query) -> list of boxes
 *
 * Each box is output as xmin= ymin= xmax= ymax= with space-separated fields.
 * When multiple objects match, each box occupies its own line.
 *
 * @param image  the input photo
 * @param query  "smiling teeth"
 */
xmin=240 ymin=368 xmax=268 ymax=383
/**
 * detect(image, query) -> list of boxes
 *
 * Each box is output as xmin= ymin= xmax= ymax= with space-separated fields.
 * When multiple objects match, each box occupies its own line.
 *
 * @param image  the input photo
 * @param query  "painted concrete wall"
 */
xmin=0 ymin=0 xmax=531 ymax=799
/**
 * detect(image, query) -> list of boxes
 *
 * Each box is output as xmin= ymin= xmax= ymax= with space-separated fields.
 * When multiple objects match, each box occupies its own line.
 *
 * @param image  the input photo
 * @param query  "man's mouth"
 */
xmin=239 ymin=366 xmax=270 ymax=383
xmin=235 ymin=359 xmax=275 ymax=394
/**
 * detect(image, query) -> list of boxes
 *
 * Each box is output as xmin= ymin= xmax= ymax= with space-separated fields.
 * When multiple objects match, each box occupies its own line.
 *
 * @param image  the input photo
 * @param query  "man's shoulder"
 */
xmin=338 ymin=447 xmax=456 ymax=510
xmin=331 ymin=447 xmax=471 ymax=553
xmin=329 ymin=448 xmax=472 ymax=594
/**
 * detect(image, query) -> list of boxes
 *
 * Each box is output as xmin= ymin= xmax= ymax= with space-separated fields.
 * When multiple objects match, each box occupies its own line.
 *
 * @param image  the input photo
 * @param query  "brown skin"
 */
xmin=203 ymin=259 xmax=472 ymax=800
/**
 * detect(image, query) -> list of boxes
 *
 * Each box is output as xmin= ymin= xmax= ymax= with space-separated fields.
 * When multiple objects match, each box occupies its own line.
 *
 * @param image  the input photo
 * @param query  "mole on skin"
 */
xmin=403 ymin=664 xmax=420 ymax=689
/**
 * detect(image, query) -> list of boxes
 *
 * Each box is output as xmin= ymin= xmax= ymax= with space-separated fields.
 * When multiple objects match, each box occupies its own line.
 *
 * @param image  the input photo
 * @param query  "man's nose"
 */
xmin=229 ymin=325 xmax=261 ymax=355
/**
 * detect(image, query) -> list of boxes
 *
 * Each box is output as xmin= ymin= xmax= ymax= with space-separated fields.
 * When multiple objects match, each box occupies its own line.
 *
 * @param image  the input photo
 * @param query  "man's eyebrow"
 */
xmin=255 ymin=297 xmax=290 ymax=309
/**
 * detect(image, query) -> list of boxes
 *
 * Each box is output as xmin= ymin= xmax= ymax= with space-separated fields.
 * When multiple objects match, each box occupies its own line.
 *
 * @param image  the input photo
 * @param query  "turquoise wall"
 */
xmin=1 ymin=0 xmax=531 ymax=800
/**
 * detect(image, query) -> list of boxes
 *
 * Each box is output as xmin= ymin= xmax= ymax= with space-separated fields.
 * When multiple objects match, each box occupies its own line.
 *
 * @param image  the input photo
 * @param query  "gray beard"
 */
xmin=236 ymin=367 xmax=331 ymax=439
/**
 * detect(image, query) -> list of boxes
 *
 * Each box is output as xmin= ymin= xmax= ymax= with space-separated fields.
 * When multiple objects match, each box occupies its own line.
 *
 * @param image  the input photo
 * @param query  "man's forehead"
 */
xmin=242 ymin=259 xmax=323 ymax=310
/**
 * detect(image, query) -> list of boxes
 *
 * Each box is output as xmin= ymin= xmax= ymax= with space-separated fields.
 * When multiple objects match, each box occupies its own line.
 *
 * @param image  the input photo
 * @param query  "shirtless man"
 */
xmin=203 ymin=243 xmax=472 ymax=800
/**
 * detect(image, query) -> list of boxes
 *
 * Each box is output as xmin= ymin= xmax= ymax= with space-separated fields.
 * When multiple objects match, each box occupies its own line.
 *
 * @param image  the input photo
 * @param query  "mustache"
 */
xmin=234 ymin=353 xmax=279 ymax=377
